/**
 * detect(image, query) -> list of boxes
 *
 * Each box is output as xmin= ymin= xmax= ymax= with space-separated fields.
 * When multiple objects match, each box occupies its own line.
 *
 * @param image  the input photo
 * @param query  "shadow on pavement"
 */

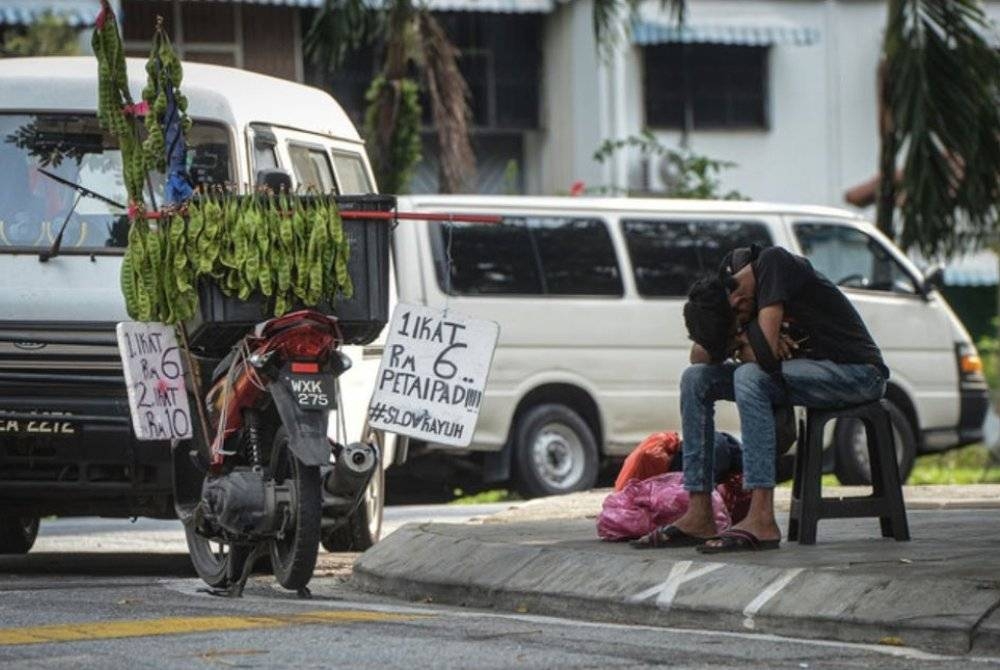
xmin=0 ymin=552 xmax=196 ymax=577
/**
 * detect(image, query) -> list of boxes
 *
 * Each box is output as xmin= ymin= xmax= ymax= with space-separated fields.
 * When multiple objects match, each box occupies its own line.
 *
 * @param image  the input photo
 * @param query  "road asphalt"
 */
xmin=352 ymin=485 xmax=1000 ymax=657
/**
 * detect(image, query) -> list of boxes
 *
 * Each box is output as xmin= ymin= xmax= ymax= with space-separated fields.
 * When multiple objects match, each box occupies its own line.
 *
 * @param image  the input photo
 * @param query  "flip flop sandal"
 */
xmin=629 ymin=524 xmax=708 ymax=550
xmin=696 ymin=528 xmax=780 ymax=554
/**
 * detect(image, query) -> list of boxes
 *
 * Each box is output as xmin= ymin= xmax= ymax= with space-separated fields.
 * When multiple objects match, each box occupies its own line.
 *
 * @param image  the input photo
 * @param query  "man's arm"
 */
xmin=757 ymin=303 xmax=784 ymax=359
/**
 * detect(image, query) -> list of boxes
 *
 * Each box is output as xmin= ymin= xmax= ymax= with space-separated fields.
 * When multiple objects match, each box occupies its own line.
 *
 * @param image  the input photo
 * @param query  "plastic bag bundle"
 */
xmin=597 ymin=472 xmax=731 ymax=541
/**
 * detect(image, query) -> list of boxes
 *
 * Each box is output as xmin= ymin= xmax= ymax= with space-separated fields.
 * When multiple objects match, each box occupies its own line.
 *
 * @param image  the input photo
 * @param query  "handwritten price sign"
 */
xmin=367 ymin=304 xmax=499 ymax=447
xmin=116 ymin=322 xmax=193 ymax=441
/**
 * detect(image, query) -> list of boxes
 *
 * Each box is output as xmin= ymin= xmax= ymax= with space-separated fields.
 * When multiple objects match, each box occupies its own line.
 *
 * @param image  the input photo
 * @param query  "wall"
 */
xmin=537 ymin=0 xmax=606 ymax=194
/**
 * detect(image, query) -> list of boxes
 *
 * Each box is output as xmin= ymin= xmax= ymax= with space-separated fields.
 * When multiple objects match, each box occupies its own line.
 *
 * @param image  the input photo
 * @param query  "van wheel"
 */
xmin=513 ymin=404 xmax=599 ymax=498
xmin=0 ymin=517 xmax=39 ymax=554
xmin=834 ymin=401 xmax=916 ymax=485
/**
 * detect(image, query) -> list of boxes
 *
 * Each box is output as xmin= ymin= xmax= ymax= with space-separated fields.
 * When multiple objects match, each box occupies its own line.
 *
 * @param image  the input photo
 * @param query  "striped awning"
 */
xmin=942 ymin=251 xmax=1000 ymax=287
xmin=129 ymin=0 xmax=556 ymax=11
xmin=0 ymin=1 xmax=99 ymax=27
xmin=633 ymin=19 xmax=820 ymax=47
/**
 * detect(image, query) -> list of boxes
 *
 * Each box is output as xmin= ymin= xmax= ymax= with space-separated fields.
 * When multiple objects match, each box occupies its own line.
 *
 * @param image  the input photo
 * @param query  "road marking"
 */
xmin=625 ymin=560 xmax=724 ymax=610
xmin=0 ymin=610 xmax=427 ymax=647
xmin=741 ymin=568 xmax=804 ymax=630
xmin=153 ymin=582 xmax=1000 ymax=665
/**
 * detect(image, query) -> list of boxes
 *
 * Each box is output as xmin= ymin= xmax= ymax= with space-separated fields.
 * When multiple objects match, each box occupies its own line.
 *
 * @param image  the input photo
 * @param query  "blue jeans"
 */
xmin=680 ymin=360 xmax=886 ymax=491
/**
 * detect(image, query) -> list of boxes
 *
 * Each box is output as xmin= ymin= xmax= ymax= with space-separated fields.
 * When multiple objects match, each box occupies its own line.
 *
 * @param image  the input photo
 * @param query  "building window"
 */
xmin=310 ymin=12 xmax=541 ymax=132
xmin=643 ymin=44 xmax=769 ymax=130
xmin=432 ymin=217 xmax=622 ymax=296
xmin=430 ymin=13 xmax=541 ymax=130
xmin=123 ymin=0 xmax=298 ymax=80
xmin=621 ymin=219 xmax=772 ymax=297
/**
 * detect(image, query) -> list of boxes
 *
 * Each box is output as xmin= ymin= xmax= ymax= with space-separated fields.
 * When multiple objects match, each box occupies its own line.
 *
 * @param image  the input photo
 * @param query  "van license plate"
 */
xmin=287 ymin=375 xmax=333 ymax=410
xmin=0 ymin=419 xmax=78 ymax=436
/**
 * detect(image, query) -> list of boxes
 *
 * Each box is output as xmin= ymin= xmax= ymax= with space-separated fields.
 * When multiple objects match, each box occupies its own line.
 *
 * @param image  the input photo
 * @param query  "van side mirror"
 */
xmin=256 ymin=168 xmax=292 ymax=194
xmin=922 ymin=264 xmax=945 ymax=294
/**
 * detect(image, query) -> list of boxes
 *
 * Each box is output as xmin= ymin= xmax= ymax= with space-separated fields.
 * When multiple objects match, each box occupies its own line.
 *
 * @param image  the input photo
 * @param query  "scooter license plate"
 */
xmin=287 ymin=375 xmax=334 ymax=410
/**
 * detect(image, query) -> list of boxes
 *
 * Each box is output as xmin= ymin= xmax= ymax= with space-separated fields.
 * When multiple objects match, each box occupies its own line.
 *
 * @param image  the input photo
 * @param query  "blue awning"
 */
xmin=633 ymin=19 xmax=820 ymax=47
xmin=0 ymin=1 xmax=99 ymax=27
xmin=942 ymin=251 xmax=1000 ymax=287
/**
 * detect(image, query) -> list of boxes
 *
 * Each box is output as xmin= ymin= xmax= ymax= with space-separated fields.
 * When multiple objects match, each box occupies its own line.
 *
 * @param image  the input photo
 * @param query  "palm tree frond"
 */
xmin=305 ymin=0 xmax=383 ymax=70
xmin=878 ymin=0 xmax=1000 ymax=258
xmin=417 ymin=11 xmax=476 ymax=193
xmin=592 ymin=0 xmax=685 ymax=55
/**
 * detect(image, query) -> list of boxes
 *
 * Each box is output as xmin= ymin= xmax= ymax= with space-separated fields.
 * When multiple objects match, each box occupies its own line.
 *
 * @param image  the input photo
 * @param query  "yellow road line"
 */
xmin=0 ymin=610 xmax=425 ymax=647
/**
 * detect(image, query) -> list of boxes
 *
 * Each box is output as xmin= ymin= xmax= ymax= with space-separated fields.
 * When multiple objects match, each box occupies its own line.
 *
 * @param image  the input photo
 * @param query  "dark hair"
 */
xmin=683 ymin=277 xmax=735 ymax=363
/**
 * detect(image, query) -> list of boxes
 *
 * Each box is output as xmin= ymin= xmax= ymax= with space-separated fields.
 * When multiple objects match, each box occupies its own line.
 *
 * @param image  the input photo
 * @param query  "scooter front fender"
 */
xmin=268 ymin=380 xmax=332 ymax=467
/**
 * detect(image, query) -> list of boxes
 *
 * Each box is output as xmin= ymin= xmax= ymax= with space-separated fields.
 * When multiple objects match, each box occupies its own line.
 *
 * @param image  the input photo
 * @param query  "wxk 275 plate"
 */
xmin=285 ymin=375 xmax=334 ymax=410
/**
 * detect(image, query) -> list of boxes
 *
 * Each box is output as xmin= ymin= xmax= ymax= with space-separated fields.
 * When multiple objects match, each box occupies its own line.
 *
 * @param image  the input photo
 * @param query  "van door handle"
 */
xmin=362 ymin=345 xmax=384 ymax=360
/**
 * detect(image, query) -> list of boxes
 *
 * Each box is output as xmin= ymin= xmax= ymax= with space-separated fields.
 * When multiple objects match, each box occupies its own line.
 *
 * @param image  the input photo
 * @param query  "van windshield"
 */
xmin=0 ymin=113 xmax=232 ymax=252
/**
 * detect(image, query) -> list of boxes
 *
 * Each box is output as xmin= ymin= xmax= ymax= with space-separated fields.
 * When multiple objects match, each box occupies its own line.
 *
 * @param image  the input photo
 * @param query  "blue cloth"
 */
xmin=667 ymin=431 xmax=742 ymax=483
xmin=162 ymin=75 xmax=192 ymax=205
xmin=679 ymin=360 xmax=886 ymax=491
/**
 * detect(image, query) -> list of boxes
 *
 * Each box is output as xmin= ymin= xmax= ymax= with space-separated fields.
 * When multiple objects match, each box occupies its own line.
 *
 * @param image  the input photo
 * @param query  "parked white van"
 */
xmin=0 ymin=57 xmax=394 ymax=553
xmin=387 ymin=195 xmax=989 ymax=497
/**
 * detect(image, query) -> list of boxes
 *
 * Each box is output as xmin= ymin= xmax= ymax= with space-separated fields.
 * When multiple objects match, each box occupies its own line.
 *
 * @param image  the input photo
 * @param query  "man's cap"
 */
xmin=718 ymin=244 xmax=762 ymax=287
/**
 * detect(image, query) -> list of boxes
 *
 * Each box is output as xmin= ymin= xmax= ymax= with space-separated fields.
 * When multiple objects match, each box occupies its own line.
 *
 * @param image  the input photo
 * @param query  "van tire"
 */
xmin=833 ymin=400 xmax=916 ymax=485
xmin=512 ymin=404 xmax=599 ymax=498
xmin=0 ymin=517 xmax=39 ymax=554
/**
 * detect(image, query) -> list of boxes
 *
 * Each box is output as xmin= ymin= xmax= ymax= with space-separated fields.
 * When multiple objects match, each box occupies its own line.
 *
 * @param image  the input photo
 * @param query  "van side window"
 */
xmin=795 ymin=223 xmax=917 ymax=294
xmin=331 ymin=152 xmax=373 ymax=194
xmin=288 ymin=144 xmax=337 ymax=193
xmin=435 ymin=219 xmax=541 ymax=294
xmin=253 ymin=139 xmax=278 ymax=171
xmin=433 ymin=216 xmax=622 ymax=297
xmin=621 ymin=219 xmax=772 ymax=297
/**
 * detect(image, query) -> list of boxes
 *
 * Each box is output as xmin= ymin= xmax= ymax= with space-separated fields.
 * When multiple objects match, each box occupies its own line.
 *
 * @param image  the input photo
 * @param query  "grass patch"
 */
xmin=449 ymin=489 xmax=521 ymax=505
xmin=779 ymin=443 xmax=1000 ymax=487
xmin=908 ymin=444 xmax=1000 ymax=485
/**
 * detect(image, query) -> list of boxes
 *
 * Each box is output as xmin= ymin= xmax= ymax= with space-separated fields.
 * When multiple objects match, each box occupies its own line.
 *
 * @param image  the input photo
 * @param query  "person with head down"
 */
xmin=632 ymin=244 xmax=889 ymax=552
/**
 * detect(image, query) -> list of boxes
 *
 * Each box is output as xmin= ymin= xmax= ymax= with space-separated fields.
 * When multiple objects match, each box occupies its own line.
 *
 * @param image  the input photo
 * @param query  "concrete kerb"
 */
xmin=353 ymin=521 xmax=997 ymax=655
xmin=354 ymin=488 xmax=1000 ymax=656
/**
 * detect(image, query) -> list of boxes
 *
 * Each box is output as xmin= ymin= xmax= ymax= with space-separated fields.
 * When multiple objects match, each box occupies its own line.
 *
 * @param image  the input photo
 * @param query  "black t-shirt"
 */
xmin=752 ymin=247 xmax=888 ymax=376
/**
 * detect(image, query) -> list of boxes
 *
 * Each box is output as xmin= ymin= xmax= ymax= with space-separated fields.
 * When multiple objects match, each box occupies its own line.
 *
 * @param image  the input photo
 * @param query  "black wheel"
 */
xmin=0 ymin=517 xmax=39 ymax=554
xmin=184 ymin=524 xmax=250 ymax=588
xmin=834 ymin=400 xmax=916 ymax=485
xmin=512 ymin=404 xmax=599 ymax=498
xmin=268 ymin=426 xmax=322 ymax=590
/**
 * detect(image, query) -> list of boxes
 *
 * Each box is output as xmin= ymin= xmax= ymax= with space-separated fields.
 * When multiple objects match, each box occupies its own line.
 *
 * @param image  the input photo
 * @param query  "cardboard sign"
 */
xmin=116 ymin=322 xmax=193 ymax=441
xmin=367 ymin=304 xmax=499 ymax=447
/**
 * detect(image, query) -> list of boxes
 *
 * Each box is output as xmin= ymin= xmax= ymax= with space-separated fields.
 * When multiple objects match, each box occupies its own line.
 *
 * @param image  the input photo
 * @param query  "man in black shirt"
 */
xmin=634 ymin=245 xmax=887 ymax=552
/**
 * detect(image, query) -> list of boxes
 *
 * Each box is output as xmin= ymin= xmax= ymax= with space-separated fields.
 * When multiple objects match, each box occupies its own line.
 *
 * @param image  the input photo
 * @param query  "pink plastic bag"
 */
xmin=597 ymin=472 xmax=731 ymax=541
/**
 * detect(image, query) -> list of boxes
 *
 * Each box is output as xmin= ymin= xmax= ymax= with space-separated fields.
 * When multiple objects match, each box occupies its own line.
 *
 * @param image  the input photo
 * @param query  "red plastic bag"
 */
xmin=613 ymin=431 xmax=681 ymax=491
xmin=716 ymin=471 xmax=751 ymax=525
xmin=597 ymin=472 xmax=731 ymax=541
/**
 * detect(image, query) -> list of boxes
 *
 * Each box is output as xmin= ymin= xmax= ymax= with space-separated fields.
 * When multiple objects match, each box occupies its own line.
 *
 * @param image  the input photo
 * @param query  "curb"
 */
xmin=353 ymin=521 xmax=1000 ymax=656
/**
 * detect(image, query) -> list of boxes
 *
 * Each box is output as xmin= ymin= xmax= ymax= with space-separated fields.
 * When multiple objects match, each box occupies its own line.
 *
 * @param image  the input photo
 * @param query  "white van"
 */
xmin=0 ymin=57 xmax=395 ymax=552
xmin=386 ymin=195 xmax=989 ymax=497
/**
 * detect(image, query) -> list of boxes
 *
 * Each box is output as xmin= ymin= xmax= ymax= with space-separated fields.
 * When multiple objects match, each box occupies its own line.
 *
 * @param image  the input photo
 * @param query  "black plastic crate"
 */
xmin=185 ymin=194 xmax=395 ymax=354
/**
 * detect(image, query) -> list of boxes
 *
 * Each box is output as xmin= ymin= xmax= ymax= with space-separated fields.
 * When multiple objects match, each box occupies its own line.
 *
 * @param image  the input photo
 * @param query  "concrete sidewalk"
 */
xmin=353 ymin=485 xmax=1000 ymax=656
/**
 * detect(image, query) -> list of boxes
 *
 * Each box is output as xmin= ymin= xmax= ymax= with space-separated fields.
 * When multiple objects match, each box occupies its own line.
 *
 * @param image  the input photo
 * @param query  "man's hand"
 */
xmin=733 ymin=332 xmax=756 ymax=363
xmin=777 ymin=332 xmax=800 ymax=360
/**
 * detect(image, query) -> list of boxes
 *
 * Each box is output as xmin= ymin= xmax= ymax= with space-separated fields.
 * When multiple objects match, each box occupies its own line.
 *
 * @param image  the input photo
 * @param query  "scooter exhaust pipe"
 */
xmin=324 ymin=442 xmax=378 ymax=499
